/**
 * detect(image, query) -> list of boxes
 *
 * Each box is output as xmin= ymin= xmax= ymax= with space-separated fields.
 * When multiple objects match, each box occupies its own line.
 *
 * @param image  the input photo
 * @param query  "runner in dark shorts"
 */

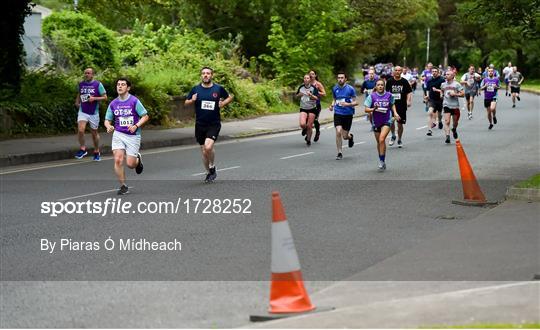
xmin=424 ymin=67 xmax=445 ymax=135
xmin=186 ymin=67 xmax=234 ymax=182
xmin=296 ymin=74 xmax=319 ymax=146
xmin=330 ymin=73 xmax=357 ymax=160
xmin=385 ymin=66 xmax=412 ymax=148
xmin=309 ymin=70 xmax=326 ymax=142
xmin=364 ymin=79 xmax=398 ymax=170
xmin=479 ymin=68 xmax=500 ymax=130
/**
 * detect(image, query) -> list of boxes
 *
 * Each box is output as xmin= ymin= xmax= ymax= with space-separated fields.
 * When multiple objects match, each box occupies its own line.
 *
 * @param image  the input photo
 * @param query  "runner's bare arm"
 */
xmin=219 ymin=94 xmax=234 ymax=108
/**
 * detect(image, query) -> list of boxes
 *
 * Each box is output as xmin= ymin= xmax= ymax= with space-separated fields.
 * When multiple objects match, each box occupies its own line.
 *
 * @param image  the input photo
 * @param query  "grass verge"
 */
xmin=515 ymin=173 xmax=540 ymax=189
xmin=521 ymin=79 xmax=540 ymax=93
xmin=424 ymin=323 xmax=540 ymax=329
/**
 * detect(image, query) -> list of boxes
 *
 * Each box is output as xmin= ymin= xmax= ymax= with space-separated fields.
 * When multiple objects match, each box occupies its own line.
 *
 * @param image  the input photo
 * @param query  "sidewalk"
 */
xmin=248 ymin=200 xmax=540 ymax=328
xmin=0 ymin=109 xmax=356 ymax=167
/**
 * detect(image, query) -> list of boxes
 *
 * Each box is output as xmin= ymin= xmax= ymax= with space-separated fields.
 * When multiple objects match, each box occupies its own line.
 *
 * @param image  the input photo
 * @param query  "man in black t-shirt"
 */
xmin=424 ymin=67 xmax=445 ymax=136
xmin=385 ymin=66 xmax=412 ymax=148
xmin=186 ymin=67 xmax=234 ymax=183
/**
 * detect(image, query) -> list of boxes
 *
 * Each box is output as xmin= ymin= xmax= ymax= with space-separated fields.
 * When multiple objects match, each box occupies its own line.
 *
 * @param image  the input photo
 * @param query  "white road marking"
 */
xmin=0 ymin=158 xmax=114 ymax=175
xmin=280 ymin=152 xmax=315 ymax=160
xmin=191 ymin=165 xmax=241 ymax=176
xmin=58 ymin=187 xmax=133 ymax=201
xmin=416 ymin=125 xmax=428 ymax=130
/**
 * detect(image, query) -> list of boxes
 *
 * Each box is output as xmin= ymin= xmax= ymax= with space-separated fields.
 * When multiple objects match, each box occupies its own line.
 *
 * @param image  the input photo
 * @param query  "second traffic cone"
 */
xmin=269 ymin=191 xmax=315 ymax=314
xmin=454 ymin=139 xmax=488 ymax=204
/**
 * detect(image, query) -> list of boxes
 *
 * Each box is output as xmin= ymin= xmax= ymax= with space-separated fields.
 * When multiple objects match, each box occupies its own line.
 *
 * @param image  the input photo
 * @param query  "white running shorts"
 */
xmin=111 ymin=131 xmax=141 ymax=157
xmin=77 ymin=111 xmax=100 ymax=130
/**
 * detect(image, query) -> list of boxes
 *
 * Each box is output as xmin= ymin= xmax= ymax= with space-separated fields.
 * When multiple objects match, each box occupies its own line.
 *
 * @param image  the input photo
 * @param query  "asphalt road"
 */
xmin=1 ymin=90 xmax=539 ymax=327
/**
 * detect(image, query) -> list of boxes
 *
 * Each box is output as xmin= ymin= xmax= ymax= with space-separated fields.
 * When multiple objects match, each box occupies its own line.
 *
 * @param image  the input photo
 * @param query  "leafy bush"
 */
xmin=43 ymin=11 xmax=119 ymax=71
xmin=3 ymin=17 xmax=293 ymax=136
xmin=0 ymin=71 xmax=78 ymax=135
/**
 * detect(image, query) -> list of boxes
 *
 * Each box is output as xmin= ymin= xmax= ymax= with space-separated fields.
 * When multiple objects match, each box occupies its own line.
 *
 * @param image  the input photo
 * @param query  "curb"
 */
xmin=506 ymin=186 xmax=540 ymax=202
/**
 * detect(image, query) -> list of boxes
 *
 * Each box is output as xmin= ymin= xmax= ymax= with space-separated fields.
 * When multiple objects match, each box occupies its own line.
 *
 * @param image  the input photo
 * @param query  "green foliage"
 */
xmin=0 ymin=1 xmax=33 ymax=98
xmin=42 ymin=11 xmax=119 ymax=71
xmin=261 ymin=0 xmax=366 ymax=86
xmin=0 ymin=70 xmax=77 ymax=135
xmin=76 ymin=0 xmax=180 ymax=31
xmin=118 ymin=21 xmax=178 ymax=65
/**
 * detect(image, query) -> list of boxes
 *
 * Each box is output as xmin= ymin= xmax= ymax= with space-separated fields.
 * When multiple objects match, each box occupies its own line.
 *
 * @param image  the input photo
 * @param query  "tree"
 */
xmin=42 ymin=11 xmax=119 ymax=71
xmin=0 ymin=0 xmax=33 ymax=98
xmin=456 ymin=0 xmax=540 ymax=75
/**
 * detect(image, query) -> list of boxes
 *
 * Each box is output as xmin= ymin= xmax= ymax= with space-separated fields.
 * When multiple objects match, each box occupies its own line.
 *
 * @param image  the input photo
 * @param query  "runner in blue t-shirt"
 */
xmin=185 ymin=67 xmax=234 ymax=183
xmin=329 ymin=73 xmax=358 ymax=160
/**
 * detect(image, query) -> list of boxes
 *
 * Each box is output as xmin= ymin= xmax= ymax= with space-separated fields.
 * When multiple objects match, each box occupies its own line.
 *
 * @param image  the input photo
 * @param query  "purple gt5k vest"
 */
xmin=110 ymin=95 xmax=140 ymax=135
xmin=370 ymin=92 xmax=393 ymax=127
xmin=79 ymin=80 xmax=102 ymax=115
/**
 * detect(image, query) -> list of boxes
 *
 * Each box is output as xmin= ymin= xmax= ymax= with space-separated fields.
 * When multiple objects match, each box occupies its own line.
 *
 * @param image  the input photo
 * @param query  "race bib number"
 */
xmin=468 ymin=78 xmax=474 ymax=86
xmin=80 ymin=94 xmax=90 ymax=102
xmin=392 ymin=93 xmax=401 ymax=100
xmin=375 ymin=107 xmax=387 ymax=113
xmin=201 ymin=100 xmax=216 ymax=110
xmin=487 ymin=85 xmax=495 ymax=92
xmin=301 ymin=95 xmax=310 ymax=103
xmin=119 ymin=116 xmax=134 ymax=127
xmin=336 ymin=98 xmax=346 ymax=106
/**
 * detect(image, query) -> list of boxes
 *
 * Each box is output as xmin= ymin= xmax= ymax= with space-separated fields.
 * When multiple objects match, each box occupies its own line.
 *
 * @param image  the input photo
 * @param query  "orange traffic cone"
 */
xmin=452 ymin=139 xmax=497 ymax=206
xmin=268 ymin=191 xmax=314 ymax=314
xmin=249 ymin=192 xmax=333 ymax=322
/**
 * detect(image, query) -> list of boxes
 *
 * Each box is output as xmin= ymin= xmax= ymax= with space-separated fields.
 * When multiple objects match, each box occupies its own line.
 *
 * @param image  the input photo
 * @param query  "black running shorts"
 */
xmin=334 ymin=114 xmax=353 ymax=131
xmin=195 ymin=123 xmax=221 ymax=145
xmin=428 ymin=100 xmax=443 ymax=113
xmin=484 ymin=98 xmax=497 ymax=108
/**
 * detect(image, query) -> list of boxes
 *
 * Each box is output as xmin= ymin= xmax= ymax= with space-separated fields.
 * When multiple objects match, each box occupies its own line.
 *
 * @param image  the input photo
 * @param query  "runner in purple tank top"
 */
xmin=364 ymin=79 xmax=399 ymax=171
xmin=74 ymin=68 xmax=107 ymax=160
xmin=479 ymin=68 xmax=500 ymax=130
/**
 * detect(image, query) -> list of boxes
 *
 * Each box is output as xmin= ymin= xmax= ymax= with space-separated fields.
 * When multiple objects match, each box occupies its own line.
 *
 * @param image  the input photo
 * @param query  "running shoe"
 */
xmin=135 ymin=153 xmax=144 ymax=174
xmin=431 ymin=123 xmax=436 ymax=128
xmin=336 ymin=152 xmax=343 ymax=160
xmin=445 ymin=135 xmax=451 ymax=144
xmin=468 ymin=112 xmax=472 ymax=120
xmin=493 ymin=116 xmax=497 ymax=124
xmin=207 ymin=166 xmax=217 ymax=182
xmin=301 ymin=128 xmax=307 ymax=136
xmin=75 ymin=149 xmax=87 ymax=159
xmin=397 ymin=140 xmax=403 ymax=148
xmin=505 ymin=92 xmax=508 ymax=96
xmin=204 ymin=172 xmax=211 ymax=182
xmin=512 ymin=104 xmax=516 ymax=108
xmin=452 ymin=128 xmax=458 ymax=139
xmin=117 ymin=184 xmax=129 ymax=195
xmin=438 ymin=122 xmax=443 ymax=130
xmin=306 ymin=140 xmax=311 ymax=146
xmin=93 ymin=152 xmax=101 ymax=161
xmin=389 ymin=136 xmax=396 ymax=146
xmin=517 ymin=96 xmax=521 ymax=101
xmin=314 ymin=130 xmax=320 ymax=142
xmin=489 ymin=124 xmax=494 ymax=130
xmin=348 ymin=134 xmax=354 ymax=148
xmin=426 ymin=130 xmax=432 ymax=136
xmin=378 ymin=160 xmax=386 ymax=171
